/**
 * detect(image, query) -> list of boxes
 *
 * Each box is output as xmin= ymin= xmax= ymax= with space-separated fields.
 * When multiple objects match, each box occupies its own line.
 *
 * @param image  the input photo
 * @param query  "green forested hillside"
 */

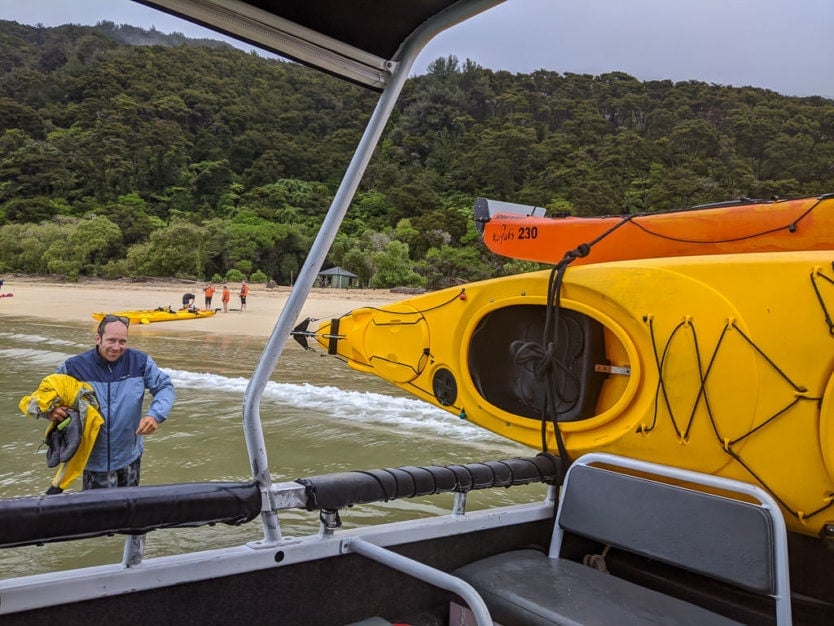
xmin=1 ymin=20 xmax=832 ymax=288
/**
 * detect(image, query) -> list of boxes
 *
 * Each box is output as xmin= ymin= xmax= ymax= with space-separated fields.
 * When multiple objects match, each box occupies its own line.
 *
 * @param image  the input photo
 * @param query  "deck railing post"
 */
xmin=121 ymin=535 xmax=145 ymax=568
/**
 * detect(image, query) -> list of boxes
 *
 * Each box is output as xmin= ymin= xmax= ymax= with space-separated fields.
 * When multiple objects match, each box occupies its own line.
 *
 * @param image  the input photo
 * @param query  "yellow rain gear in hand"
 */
xmin=19 ymin=374 xmax=104 ymax=492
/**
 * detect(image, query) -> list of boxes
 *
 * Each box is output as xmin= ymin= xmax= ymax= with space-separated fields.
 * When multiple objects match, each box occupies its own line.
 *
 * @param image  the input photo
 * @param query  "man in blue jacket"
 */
xmin=47 ymin=314 xmax=175 ymax=489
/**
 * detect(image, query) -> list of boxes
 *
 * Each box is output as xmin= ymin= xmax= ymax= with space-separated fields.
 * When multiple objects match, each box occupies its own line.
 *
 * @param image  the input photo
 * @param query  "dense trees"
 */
xmin=0 ymin=21 xmax=832 ymax=288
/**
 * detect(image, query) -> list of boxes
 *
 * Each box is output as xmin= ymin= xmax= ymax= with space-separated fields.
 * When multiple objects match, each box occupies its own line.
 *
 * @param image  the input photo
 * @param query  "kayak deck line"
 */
xmin=641 ymin=313 xmax=829 ymax=525
xmin=811 ymin=264 xmax=834 ymax=333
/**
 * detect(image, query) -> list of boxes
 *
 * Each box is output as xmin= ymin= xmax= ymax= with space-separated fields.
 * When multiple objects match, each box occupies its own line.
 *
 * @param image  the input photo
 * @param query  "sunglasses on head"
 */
xmin=97 ymin=314 xmax=130 ymax=334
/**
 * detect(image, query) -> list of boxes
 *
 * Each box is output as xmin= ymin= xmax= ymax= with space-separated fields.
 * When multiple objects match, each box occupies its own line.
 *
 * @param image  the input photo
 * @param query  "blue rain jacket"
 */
xmin=57 ymin=347 xmax=174 ymax=473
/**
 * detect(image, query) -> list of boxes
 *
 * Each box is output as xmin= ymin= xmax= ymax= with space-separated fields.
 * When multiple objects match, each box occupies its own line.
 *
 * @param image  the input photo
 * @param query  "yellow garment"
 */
xmin=19 ymin=373 xmax=104 ymax=491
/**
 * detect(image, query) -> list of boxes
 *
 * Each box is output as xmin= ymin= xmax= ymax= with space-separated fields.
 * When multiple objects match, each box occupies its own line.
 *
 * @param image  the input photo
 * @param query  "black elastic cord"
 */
xmin=642 ymin=314 xmax=827 ymax=524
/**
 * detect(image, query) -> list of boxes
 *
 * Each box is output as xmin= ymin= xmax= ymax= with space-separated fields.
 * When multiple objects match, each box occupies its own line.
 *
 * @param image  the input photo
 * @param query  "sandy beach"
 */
xmin=0 ymin=275 xmax=404 ymax=337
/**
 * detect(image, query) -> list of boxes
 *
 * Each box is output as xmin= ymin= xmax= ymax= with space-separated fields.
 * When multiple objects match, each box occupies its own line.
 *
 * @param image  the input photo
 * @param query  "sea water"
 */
xmin=0 ymin=315 xmax=537 ymax=576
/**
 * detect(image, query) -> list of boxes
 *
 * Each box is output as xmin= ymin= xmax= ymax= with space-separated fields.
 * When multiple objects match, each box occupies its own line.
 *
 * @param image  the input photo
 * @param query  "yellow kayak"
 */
xmin=295 ymin=251 xmax=834 ymax=538
xmin=92 ymin=307 xmax=216 ymax=325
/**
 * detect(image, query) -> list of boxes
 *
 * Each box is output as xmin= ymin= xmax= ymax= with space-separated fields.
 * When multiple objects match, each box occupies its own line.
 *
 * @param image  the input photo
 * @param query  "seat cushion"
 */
xmin=454 ymin=550 xmax=741 ymax=626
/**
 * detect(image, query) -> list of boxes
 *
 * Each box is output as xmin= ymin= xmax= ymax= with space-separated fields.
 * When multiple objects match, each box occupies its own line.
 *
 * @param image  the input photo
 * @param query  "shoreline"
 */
xmin=0 ymin=275 xmax=404 ymax=338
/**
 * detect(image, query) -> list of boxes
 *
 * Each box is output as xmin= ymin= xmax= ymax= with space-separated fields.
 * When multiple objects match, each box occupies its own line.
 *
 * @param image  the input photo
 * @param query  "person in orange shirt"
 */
xmin=221 ymin=285 xmax=231 ymax=313
xmin=203 ymin=284 xmax=215 ymax=309
xmin=239 ymin=280 xmax=250 ymax=312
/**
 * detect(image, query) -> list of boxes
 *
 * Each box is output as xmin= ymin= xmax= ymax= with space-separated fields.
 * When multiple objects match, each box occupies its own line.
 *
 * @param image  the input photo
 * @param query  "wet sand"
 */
xmin=0 ymin=276 xmax=404 ymax=337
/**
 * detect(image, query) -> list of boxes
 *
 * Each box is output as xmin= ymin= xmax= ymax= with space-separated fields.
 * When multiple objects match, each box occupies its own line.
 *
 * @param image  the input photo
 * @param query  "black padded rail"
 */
xmin=0 ymin=481 xmax=261 ymax=548
xmin=0 ymin=456 xmax=561 ymax=548
xmin=296 ymin=454 xmax=562 ymax=511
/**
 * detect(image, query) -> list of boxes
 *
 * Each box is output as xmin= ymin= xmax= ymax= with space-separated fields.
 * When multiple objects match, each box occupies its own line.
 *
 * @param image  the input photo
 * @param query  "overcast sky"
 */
xmin=1 ymin=0 xmax=832 ymax=98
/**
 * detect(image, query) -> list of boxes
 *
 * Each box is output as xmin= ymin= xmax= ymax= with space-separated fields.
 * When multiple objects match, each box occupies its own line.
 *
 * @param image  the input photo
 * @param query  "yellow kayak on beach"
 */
xmin=92 ymin=307 xmax=216 ymax=325
xmin=295 ymin=251 xmax=834 ymax=537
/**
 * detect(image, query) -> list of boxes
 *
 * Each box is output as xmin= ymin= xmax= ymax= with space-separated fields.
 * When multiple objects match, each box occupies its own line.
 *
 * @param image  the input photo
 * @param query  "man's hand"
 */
xmin=137 ymin=416 xmax=159 ymax=435
xmin=47 ymin=406 xmax=70 ymax=422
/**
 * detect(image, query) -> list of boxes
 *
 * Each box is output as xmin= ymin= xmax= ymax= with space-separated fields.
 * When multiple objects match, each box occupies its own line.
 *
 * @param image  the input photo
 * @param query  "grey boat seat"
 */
xmin=454 ymin=453 xmax=791 ymax=625
xmin=455 ymin=549 xmax=738 ymax=625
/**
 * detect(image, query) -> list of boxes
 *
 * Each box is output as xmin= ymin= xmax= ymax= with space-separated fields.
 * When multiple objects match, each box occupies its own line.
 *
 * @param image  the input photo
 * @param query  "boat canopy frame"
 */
xmin=139 ymin=0 xmax=508 ymax=546
xmin=138 ymin=0 xmax=502 ymax=90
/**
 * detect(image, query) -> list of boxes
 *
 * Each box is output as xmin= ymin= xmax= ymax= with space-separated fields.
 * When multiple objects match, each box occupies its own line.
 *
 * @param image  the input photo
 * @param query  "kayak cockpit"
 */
xmin=469 ymin=305 xmax=609 ymax=422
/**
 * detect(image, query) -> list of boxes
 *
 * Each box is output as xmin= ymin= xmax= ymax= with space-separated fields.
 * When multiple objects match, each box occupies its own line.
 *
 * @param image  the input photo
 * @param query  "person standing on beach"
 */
xmin=181 ymin=293 xmax=195 ymax=309
xmin=203 ymin=284 xmax=215 ymax=309
xmin=239 ymin=280 xmax=250 ymax=312
xmin=221 ymin=285 xmax=231 ymax=313
xmin=45 ymin=315 xmax=175 ymax=489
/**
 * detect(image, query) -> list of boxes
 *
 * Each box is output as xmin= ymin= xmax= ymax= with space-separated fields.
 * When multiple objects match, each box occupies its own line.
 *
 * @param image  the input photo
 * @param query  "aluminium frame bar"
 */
xmin=240 ymin=1 xmax=508 ymax=545
xmin=140 ymin=0 xmax=390 ymax=87
xmin=344 ymin=537 xmax=493 ymax=626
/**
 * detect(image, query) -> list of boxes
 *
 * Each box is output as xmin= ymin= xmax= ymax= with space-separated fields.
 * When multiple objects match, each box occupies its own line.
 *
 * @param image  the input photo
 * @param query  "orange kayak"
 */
xmin=476 ymin=194 xmax=834 ymax=265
